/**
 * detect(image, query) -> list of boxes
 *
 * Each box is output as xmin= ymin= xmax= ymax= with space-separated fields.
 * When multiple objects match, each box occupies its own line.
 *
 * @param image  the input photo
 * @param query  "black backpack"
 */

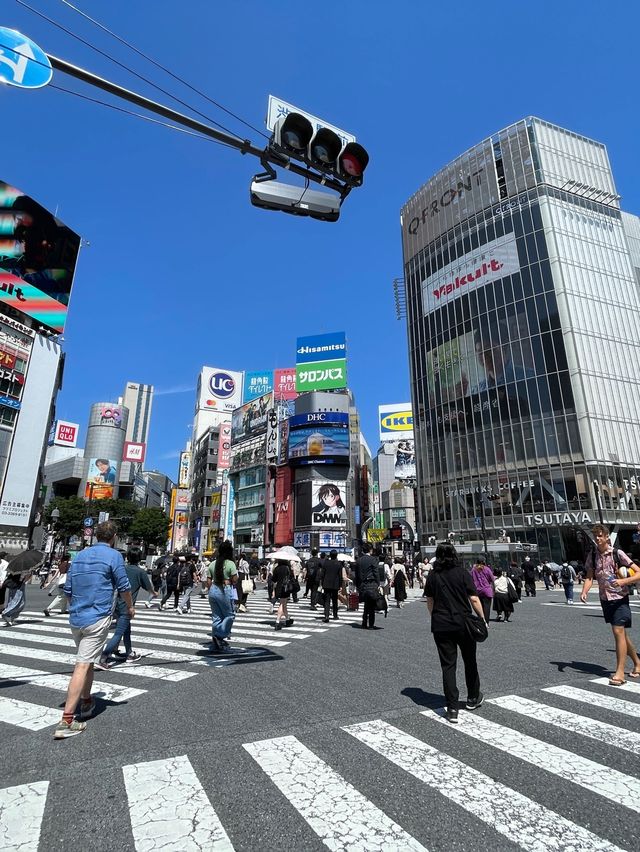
xmin=178 ymin=565 xmax=192 ymax=586
xmin=560 ymin=564 xmax=571 ymax=581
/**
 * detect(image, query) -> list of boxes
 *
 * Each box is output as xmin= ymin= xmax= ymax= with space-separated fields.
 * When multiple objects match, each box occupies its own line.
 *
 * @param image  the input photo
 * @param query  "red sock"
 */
xmin=62 ymin=711 xmax=74 ymax=724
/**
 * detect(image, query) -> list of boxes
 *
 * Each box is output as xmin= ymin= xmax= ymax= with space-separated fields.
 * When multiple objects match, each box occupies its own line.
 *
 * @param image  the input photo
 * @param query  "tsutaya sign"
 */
xmin=524 ymin=511 xmax=593 ymax=527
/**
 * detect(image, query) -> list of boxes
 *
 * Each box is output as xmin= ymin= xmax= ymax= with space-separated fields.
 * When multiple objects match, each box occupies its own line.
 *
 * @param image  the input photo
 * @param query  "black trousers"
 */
xmin=362 ymin=597 xmax=376 ymax=628
xmin=524 ymin=580 xmax=536 ymax=597
xmin=513 ymin=580 xmax=522 ymax=601
xmin=309 ymin=582 xmax=319 ymax=608
xmin=161 ymin=588 xmax=179 ymax=608
xmin=479 ymin=595 xmax=491 ymax=622
xmin=433 ymin=629 xmax=480 ymax=709
xmin=324 ymin=589 xmax=339 ymax=620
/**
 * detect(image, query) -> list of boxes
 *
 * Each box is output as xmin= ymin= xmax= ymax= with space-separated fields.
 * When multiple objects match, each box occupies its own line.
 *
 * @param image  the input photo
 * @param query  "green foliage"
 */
xmin=128 ymin=507 xmax=169 ymax=548
xmin=44 ymin=496 xmax=140 ymax=539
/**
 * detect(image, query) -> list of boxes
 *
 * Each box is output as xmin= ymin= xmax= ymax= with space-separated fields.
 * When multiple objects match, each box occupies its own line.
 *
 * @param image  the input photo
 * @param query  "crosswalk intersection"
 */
xmin=0 ymin=590 xmax=395 ymax=735
xmin=2 ymin=675 xmax=640 ymax=850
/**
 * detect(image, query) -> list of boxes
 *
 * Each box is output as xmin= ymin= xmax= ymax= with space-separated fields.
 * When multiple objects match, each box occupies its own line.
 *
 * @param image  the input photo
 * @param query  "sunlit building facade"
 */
xmin=401 ymin=117 xmax=640 ymax=559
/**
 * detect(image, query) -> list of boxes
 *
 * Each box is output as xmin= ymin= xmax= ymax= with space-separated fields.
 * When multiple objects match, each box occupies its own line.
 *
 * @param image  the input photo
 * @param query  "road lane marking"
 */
xmin=591 ymin=677 xmax=640 ymax=695
xmin=244 ymin=734 xmax=426 ymax=851
xmin=0 ymin=696 xmax=60 ymax=730
xmin=122 ymin=755 xmax=234 ymax=851
xmin=543 ymin=684 xmax=640 ymax=716
xmin=0 ymin=781 xmax=48 ymax=852
xmin=0 ymin=662 xmax=145 ymax=702
xmin=343 ymin=718 xmax=625 ymax=852
xmin=422 ymin=708 xmax=638 ymax=809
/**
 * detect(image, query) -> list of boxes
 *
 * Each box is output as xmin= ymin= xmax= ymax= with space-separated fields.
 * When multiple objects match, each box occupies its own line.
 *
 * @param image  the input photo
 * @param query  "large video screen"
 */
xmin=0 ymin=180 xmax=81 ymax=333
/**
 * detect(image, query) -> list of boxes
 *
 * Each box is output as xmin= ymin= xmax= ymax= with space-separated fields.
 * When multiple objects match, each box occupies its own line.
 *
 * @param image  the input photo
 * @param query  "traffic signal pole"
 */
xmin=46 ymin=53 xmax=349 ymax=196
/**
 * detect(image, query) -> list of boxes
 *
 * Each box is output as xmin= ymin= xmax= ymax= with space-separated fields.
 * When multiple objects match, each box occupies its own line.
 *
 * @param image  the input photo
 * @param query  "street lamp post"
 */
xmin=47 ymin=507 xmax=60 ymax=568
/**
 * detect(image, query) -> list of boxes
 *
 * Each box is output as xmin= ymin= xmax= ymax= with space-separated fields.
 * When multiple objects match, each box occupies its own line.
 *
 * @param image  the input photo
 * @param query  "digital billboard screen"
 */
xmin=231 ymin=392 xmax=271 ymax=444
xmin=0 ymin=180 xmax=81 ymax=333
xmin=288 ymin=424 xmax=350 ymax=465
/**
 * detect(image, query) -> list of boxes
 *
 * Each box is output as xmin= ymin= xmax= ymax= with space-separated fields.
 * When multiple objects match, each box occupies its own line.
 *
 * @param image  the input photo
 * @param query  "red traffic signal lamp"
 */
xmin=271 ymin=111 xmax=369 ymax=187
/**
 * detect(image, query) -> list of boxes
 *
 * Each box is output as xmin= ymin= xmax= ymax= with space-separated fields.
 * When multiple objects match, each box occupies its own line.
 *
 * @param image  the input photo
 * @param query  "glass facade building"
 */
xmin=401 ymin=118 xmax=640 ymax=560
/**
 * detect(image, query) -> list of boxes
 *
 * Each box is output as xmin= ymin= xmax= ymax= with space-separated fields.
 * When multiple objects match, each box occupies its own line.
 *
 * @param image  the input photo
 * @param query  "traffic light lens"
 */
xmin=342 ymin=153 xmax=363 ymax=176
xmin=312 ymin=144 xmax=332 ymax=164
xmin=282 ymin=129 xmax=305 ymax=150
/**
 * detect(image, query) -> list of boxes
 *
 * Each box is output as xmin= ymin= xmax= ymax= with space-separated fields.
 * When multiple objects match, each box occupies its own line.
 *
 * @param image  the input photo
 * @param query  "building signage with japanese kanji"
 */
xmin=295 ymin=358 xmax=347 ymax=392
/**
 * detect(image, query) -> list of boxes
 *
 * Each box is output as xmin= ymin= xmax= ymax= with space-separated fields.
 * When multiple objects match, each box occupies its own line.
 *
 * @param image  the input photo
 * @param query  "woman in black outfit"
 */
xmin=272 ymin=559 xmax=295 ymax=631
xmin=424 ymin=543 xmax=486 ymax=723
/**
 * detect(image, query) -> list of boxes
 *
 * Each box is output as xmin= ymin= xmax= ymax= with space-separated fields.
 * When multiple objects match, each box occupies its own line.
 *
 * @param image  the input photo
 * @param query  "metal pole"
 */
xmin=593 ymin=480 xmax=604 ymax=525
xmin=47 ymin=54 xmax=347 ymax=194
xmin=477 ymin=485 xmax=489 ymax=560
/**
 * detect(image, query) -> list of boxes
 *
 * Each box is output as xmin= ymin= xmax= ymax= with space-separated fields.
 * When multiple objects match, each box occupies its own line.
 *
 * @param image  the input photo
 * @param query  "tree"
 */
xmin=44 ymin=497 xmax=87 ymax=541
xmin=128 ymin=507 xmax=169 ymax=549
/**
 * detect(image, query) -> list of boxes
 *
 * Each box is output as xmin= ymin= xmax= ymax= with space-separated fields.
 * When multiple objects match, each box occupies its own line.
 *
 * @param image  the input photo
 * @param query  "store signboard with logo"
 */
xmin=379 ymin=404 xmax=413 ymax=441
xmin=197 ymin=367 xmax=243 ymax=413
xmin=123 ymin=441 xmax=146 ymax=463
xmin=50 ymin=419 xmax=79 ymax=447
xmin=217 ymin=422 xmax=232 ymax=471
xmin=295 ymin=331 xmax=347 ymax=393
xmin=99 ymin=405 xmax=123 ymax=428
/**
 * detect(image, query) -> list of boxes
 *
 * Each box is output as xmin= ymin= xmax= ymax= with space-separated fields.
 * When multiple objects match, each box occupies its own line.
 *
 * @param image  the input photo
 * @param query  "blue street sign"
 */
xmin=83 ymin=517 xmax=94 ymax=528
xmin=0 ymin=27 xmax=52 ymax=89
xmin=474 ymin=517 xmax=482 ymax=529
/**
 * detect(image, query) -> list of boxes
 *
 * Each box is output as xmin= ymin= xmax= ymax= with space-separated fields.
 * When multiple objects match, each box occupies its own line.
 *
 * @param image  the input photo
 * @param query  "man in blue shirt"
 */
xmin=54 ymin=521 xmax=133 ymax=739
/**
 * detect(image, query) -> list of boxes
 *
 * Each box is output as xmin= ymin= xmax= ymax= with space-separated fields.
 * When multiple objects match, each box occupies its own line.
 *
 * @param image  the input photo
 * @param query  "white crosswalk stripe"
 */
xmin=122 ymin=755 xmax=233 ymax=852
xmin=422 ymin=706 xmax=639 ymax=808
xmin=2 ymin=676 xmax=640 ymax=849
xmin=0 ymin=781 xmax=49 ymax=852
xmin=0 ymin=696 xmax=60 ymax=731
xmin=243 ymin=735 xmax=427 ymax=851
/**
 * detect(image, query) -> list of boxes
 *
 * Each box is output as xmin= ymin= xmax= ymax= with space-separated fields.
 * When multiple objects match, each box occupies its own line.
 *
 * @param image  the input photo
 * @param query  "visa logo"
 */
xmin=381 ymin=412 xmax=413 ymax=431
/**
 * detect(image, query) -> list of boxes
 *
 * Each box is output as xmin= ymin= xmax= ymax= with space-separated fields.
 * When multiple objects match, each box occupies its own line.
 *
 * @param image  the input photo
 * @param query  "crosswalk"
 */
xmin=2 ymin=675 xmax=640 ymax=850
xmin=0 ymin=589 xmax=414 ymax=736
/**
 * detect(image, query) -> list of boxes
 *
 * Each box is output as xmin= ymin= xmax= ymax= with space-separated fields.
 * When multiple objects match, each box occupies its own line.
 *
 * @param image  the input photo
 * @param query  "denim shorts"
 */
xmin=601 ymin=597 xmax=632 ymax=627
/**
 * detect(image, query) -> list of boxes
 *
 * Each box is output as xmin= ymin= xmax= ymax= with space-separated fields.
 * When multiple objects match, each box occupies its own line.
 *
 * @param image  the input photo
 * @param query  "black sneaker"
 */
xmin=466 ymin=693 xmax=484 ymax=711
xmin=445 ymin=707 xmax=459 ymax=723
xmin=285 ymin=618 xmax=294 ymax=627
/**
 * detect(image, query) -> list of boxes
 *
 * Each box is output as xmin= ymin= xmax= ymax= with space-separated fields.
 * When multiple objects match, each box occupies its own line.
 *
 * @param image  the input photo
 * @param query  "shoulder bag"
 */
xmin=438 ymin=572 xmax=488 ymax=643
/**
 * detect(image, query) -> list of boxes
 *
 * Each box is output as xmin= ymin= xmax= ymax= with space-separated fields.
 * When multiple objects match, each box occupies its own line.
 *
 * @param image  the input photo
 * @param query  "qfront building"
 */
xmin=401 ymin=117 xmax=640 ymax=560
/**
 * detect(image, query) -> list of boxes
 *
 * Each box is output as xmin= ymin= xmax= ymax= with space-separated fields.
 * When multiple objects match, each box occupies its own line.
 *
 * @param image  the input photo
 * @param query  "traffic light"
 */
xmin=271 ymin=112 xmax=369 ymax=187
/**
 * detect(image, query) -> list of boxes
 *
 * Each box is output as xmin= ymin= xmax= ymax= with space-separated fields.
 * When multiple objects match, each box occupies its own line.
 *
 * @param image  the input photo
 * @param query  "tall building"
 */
xmin=119 ymin=382 xmax=154 ymax=492
xmin=0 ymin=179 xmax=80 ymax=552
xmin=78 ymin=402 xmax=129 ymax=502
xmin=401 ymin=117 xmax=640 ymax=561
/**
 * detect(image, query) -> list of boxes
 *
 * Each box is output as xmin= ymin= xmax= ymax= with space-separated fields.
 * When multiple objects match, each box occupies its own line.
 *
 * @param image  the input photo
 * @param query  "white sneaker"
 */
xmin=144 ymin=601 xmax=151 ymax=609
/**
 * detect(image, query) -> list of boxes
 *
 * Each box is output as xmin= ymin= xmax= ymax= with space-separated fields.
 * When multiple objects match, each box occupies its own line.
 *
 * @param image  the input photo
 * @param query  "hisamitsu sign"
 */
xmin=296 ymin=331 xmax=346 ymax=364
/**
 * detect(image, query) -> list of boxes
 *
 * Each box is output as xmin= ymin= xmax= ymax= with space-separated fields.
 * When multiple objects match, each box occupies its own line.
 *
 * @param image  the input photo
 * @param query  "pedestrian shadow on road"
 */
xmin=549 ymin=660 xmax=610 ymax=676
xmin=401 ymin=687 xmax=448 ymax=709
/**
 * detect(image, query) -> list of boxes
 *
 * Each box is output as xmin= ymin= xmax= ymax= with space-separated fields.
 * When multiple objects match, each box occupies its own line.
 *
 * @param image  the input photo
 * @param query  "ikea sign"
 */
xmin=379 ymin=404 xmax=413 ymax=441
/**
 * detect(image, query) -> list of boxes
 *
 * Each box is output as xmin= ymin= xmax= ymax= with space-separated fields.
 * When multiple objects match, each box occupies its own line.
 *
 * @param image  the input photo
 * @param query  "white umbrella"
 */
xmin=267 ymin=549 xmax=299 ymax=561
xmin=335 ymin=553 xmax=355 ymax=562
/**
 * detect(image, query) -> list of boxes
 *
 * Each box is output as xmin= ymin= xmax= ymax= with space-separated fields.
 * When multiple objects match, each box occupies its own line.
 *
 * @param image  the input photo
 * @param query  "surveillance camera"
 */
xmin=250 ymin=179 xmax=340 ymax=222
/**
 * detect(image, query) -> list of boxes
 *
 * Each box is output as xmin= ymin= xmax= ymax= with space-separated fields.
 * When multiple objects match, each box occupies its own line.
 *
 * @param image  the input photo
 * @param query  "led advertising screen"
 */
xmin=85 ymin=457 xmax=117 ymax=500
xmin=231 ymin=392 xmax=271 ymax=444
xmin=311 ymin=480 xmax=347 ymax=527
xmin=288 ymin=422 xmax=350 ymax=465
xmin=0 ymin=180 xmax=81 ymax=333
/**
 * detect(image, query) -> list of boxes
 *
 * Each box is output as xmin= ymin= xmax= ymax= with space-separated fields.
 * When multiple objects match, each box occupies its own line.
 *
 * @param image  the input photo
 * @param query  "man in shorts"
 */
xmin=54 ymin=521 xmax=133 ymax=738
xmin=581 ymin=523 xmax=640 ymax=686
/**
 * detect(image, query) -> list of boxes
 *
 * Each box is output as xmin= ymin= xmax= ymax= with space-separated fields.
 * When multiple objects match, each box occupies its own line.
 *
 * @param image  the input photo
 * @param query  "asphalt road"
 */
xmin=2 ymin=582 xmax=640 ymax=851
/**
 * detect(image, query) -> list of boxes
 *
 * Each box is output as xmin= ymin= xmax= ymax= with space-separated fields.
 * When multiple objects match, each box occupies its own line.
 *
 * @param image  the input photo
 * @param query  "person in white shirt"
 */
xmin=493 ymin=571 xmax=517 ymax=622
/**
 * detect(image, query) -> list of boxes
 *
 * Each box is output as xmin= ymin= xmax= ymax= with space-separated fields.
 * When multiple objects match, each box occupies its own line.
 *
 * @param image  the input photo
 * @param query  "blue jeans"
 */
xmin=563 ymin=582 xmax=574 ymax=602
xmin=103 ymin=610 xmax=132 ymax=656
xmin=209 ymin=584 xmax=235 ymax=639
xmin=2 ymin=584 xmax=25 ymax=622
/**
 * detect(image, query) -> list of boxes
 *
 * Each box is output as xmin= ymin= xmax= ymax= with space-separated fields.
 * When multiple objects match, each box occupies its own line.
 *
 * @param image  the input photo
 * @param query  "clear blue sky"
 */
xmin=3 ymin=0 xmax=638 ymax=477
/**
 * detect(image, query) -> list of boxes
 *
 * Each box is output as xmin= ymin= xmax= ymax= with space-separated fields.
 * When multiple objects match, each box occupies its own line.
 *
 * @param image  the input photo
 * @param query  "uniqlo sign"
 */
xmin=54 ymin=420 xmax=79 ymax=448
xmin=123 ymin=441 xmax=146 ymax=463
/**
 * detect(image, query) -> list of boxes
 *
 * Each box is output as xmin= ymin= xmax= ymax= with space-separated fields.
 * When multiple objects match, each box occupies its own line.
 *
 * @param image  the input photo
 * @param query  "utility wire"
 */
xmin=48 ymin=82 xmax=234 ymax=149
xmin=15 ymin=0 xmax=247 ymax=143
xmin=57 ymin=0 xmax=270 ymax=140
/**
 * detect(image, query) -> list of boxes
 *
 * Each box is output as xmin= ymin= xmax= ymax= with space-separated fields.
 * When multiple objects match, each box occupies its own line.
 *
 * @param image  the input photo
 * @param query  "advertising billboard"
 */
xmin=210 ymin=487 xmax=222 ymax=528
xmin=178 ymin=451 xmax=191 ymax=488
xmin=231 ymin=393 xmax=271 ymax=444
xmin=295 ymin=359 xmax=347 ymax=392
xmin=123 ymin=441 xmax=146 ymax=463
xmin=311 ymin=481 xmax=347 ymax=527
xmin=98 ymin=405 xmax=123 ymax=428
xmin=51 ymin=419 xmax=79 ymax=448
xmin=389 ymin=440 xmax=416 ymax=480
xmin=216 ymin=422 xmax=232 ymax=471
xmin=197 ymin=367 xmax=243 ymax=413
xmin=0 ymin=180 xmax=81 ymax=334
xmin=296 ymin=331 xmax=346 ymax=364
xmin=379 ymin=404 xmax=413 ymax=442
xmin=288 ymin=424 xmax=350 ymax=465
xmin=266 ymin=408 xmax=278 ymax=462
xmin=85 ymin=457 xmax=117 ymax=500
xmin=273 ymin=368 xmax=297 ymax=400
xmin=175 ymin=488 xmax=190 ymax=511
xmin=243 ymin=370 xmax=273 ymax=403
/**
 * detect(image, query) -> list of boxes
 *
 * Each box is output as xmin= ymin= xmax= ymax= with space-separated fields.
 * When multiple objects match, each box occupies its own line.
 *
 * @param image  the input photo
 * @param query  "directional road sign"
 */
xmin=0 ymin=27 xmax=52 ymax=89
xmin=83 ymin=517 xmax=94 ymax=528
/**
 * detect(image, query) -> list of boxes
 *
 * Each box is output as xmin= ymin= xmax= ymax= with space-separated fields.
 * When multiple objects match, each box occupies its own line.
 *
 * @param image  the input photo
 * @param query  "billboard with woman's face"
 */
xmin=311 ymin=481 xmax=347 ymax=527
xmin=0 ymin=180 xmax=81 ymax=333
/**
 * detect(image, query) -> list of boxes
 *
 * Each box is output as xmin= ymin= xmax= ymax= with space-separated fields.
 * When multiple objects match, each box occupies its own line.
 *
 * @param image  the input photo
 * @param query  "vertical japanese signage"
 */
xmin=295 ymin=331 xmax=347 ymax=392
xmin=178 ymin=451 xmax=191 ymax=488
xmin=217 ymin=423 xmax=231 ymax=472
xmin=266 ymin=408 xmax=278 ymax=462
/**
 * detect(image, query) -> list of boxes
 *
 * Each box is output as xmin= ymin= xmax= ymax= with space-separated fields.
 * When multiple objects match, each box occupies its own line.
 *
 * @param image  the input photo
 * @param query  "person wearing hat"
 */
xmin=207 ymin=541 xmax=238 ymax=652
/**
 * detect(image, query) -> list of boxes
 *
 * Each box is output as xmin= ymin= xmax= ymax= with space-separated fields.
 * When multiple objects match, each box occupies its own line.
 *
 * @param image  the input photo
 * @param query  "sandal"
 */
xmin=608 ymin=677 xmax=626 ymax=686
xmin=628 ymin=670 xmax=640 ymax=679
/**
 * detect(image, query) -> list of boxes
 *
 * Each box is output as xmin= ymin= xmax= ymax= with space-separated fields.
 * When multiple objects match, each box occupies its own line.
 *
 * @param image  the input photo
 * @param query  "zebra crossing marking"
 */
xmin=591 ymin=677 xmax=640 ymax=695
xmin=423 ymin=707 xmax=639 ymax=808
xmin=0 ymin=696 xmax=60 ymax=731
xmin=543 ymin=684 xmax=640 ymax=717
xmin=0 ymin=662 xmax=145 ymax=703
xmin=244 ymin=734 xmax=427 ymax=851
xmin=487 ymin=694 xmax=640 ymax=754
xmin=122 ymin=755 xmax=234 ymax=851
xmin=0 ymin=781 xmax=48 ymax=852
xmin=343 ymin=718 xmax=626 ymax=852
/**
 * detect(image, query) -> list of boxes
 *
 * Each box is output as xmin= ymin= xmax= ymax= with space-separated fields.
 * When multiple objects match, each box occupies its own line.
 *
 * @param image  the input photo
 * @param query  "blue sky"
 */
xmin=2 ymin=0 xmax=639 ymax=476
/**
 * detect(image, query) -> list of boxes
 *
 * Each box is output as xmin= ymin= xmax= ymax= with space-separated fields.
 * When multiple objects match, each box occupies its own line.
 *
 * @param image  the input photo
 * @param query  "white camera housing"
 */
xmin=250 ymin=179 xmax=340 ymax=222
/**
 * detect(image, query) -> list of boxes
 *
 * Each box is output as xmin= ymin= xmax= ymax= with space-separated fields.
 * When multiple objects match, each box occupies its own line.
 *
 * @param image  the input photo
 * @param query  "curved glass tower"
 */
xmin=401 ymin=117 xmax=640 ymax=560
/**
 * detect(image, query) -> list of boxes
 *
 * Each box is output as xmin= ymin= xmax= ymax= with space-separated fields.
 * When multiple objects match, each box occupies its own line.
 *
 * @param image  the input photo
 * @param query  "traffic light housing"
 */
xmin=270 ymin=112 xmax=369 ymax=187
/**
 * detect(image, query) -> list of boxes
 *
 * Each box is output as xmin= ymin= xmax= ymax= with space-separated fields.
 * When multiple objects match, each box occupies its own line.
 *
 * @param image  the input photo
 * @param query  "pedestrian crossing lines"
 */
xmin=2 ymin=677 xmax=640 ymax=851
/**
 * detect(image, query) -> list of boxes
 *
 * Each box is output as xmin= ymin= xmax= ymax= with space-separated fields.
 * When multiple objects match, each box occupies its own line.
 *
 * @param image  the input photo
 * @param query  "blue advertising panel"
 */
xmin=288 ymin=424 xmax=350 ymax=465
xmin=289 ymin=412 xmax=349 ymax=429
xmin=296 ymin=331 xmax=346 ymax=364
xmin=243 ymin=370 xmax=274 ymax=403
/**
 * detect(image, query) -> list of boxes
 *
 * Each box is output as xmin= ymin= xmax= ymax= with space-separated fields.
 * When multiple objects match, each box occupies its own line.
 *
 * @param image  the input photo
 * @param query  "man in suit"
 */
xmin=355 ymin=542 xmax=385 ymax=629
